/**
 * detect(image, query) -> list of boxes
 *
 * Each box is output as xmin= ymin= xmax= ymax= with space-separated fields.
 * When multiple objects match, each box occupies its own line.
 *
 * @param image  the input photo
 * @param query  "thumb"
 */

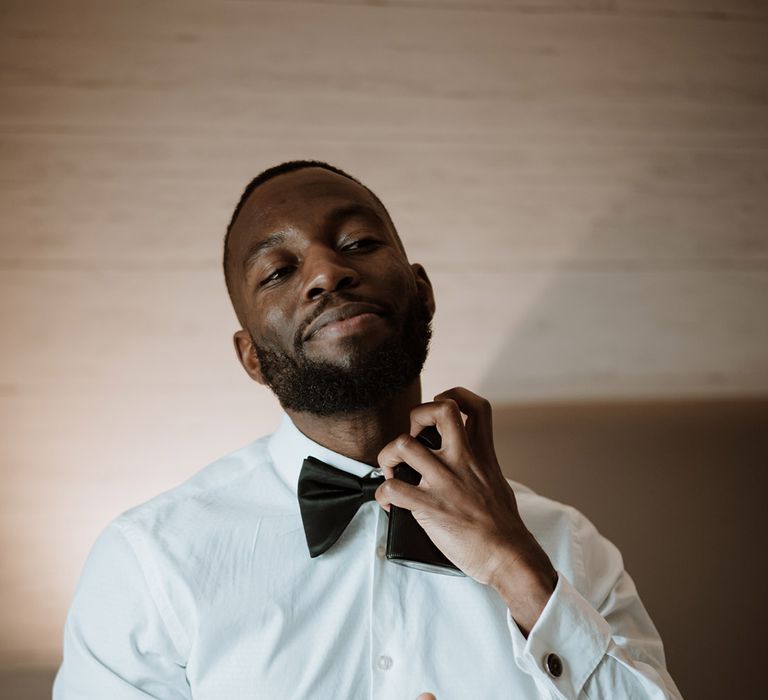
xmin=416 ymin=694 xmax=437 ymax=700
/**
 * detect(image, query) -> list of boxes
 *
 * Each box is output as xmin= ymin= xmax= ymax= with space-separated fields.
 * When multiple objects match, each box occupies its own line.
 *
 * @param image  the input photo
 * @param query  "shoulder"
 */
xmin=112 ymin=434 xmax=290 ymax=547
xmin=507 ymin=477 xmax=585 ymax=540
xmin=75 ymin=435 xmax=286 ymax=619
xmin=64 ymin=432 xmax=293 ymax=666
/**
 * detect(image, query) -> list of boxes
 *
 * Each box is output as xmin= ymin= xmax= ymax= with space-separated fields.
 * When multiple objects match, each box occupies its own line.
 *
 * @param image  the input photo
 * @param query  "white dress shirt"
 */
xmin=54 ymin=415 xmax=682 ymax=699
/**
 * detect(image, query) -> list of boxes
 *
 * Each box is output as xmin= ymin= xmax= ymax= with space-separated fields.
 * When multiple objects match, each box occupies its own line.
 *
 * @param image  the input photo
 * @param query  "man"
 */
xmin=54 ymin=161 xmax=682 ymax=699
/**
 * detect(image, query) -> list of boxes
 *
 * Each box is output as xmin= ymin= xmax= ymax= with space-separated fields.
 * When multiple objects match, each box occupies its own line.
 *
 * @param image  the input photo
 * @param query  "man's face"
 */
xmin=228 ymin=167 xmax=435 ymax=414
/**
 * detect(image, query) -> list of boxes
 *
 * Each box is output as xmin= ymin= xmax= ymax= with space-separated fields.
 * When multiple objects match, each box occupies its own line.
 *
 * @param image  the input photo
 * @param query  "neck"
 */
xmin=286 ymin=380 xmax=422 ymax=466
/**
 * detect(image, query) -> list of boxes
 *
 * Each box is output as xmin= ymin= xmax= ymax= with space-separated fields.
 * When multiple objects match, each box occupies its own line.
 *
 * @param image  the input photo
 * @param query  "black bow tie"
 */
xmin=298 ymin=456 xmax=385 ymax=557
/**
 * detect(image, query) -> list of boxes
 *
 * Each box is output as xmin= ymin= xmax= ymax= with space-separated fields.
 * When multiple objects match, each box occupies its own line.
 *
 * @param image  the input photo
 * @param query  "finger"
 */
xmin=378 ymin=434 xmax=446 ymax=483
xmin=416 ymin=694 xmax=437 ymax=700
xmin=374 ymin=477 xmax=431 ymax=513
xmin=434 ymin=387 xmax=494 ymax=458
xmin=408 ymin=399 xmax=471 ymax=463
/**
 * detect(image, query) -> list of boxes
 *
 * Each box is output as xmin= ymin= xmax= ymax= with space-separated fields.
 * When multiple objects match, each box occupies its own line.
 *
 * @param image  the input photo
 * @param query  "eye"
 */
xmin=259 ymin=266 xmax=294 ymax=287
xmin=342 ymin=238 xmax=381 ymax=252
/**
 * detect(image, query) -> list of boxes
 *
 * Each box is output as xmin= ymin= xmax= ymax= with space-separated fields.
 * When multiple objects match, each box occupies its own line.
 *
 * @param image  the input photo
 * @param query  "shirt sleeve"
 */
xmin=506 ymin=508 xmax=683 ymax=699
xmin=53 ymin=521 xmax=192 ymax=700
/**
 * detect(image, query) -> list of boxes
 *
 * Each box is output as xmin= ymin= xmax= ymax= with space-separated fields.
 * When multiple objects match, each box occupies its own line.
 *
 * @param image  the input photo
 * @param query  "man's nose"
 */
xmin=301 ymin=247 xmax=360 ymax=301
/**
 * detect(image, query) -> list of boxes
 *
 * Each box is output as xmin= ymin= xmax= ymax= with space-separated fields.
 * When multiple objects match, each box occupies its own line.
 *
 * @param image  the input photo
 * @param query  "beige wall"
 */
xmin=1 ymin=1 xmax=767 ymax=698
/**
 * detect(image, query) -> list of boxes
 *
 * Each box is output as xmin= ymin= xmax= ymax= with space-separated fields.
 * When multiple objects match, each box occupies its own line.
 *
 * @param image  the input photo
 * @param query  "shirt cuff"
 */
xmin=507 ymin=570 xmax=612 ymax=698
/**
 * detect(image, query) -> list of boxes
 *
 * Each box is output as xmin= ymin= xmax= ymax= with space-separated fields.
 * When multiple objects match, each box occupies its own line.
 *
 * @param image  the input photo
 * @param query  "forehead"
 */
xmin=229 ymin=168 xmax=388 ymax=259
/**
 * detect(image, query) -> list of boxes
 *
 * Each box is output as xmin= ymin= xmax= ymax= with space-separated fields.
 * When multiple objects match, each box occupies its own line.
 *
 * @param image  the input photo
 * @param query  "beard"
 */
xmin=252 ymin=294 xmax=432 ymax=416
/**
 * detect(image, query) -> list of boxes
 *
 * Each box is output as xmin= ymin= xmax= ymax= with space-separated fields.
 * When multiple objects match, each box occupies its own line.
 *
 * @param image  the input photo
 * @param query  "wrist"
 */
xmin=489 ymin=538 xmax=558 ymax=637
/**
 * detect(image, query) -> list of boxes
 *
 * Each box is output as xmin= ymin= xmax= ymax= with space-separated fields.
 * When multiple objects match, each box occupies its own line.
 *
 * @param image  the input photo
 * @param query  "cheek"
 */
xmin=366 ymin=252 xmax=415 ymax=293
xmin=262 ymin=305 xmax=294 ymax=343
xmin=245 ymin=302 xmax=294 ymax=350
xmin=263 ymin=305 xmax=283 ymax=328
xmin=383 ymin=268 xmax=419 ymax=309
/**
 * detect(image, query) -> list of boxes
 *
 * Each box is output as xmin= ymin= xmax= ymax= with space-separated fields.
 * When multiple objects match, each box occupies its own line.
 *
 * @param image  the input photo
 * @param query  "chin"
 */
xmin=305 ymin=333 xmax=389 ymax=366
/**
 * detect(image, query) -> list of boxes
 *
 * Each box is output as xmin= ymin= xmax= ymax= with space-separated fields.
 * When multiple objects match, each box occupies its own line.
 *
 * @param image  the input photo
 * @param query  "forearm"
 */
xmin=488 ymin=535 xmax=559 ymax=637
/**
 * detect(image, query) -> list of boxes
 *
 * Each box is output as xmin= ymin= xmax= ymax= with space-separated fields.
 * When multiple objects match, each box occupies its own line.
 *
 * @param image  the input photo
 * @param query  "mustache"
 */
xmin=294 ymin=291 xmax=391 ymax=350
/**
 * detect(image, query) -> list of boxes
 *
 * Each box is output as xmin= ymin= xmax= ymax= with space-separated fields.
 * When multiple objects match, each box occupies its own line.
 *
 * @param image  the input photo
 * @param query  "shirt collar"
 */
xmin=267 ymin=414 xmax=380 ymax=494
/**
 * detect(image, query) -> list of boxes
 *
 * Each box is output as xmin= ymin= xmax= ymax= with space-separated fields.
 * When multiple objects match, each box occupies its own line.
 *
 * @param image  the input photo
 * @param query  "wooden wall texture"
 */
xmin=1 ymin=1 xmax=766 ymax=698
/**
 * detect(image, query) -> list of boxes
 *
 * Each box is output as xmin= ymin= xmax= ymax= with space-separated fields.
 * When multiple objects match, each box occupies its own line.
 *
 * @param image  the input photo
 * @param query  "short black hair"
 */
xmin=222 ymin=160 xmax=396 ymax=325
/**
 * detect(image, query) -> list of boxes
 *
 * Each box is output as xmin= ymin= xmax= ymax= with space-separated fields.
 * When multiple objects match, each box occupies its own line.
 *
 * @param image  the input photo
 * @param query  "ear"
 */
xmin=411 ymin=263 xmax=436 ymax=319
xmin=233 ymin=329 xmax=266 ymax=385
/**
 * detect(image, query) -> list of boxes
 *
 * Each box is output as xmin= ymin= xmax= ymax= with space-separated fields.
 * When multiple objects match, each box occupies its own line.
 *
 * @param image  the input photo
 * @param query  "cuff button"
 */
xmin=545 ymin=652 xmax=563 ymax=678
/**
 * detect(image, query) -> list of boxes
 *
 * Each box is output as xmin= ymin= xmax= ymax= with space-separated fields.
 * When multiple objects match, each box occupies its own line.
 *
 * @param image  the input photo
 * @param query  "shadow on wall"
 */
xmin=469 ymin=140 xmax=767 ymax=699
xmin=0 ymin=667 xmax=56 ymax=699
xmin=492 ymin=398 xmax=768 ymax=700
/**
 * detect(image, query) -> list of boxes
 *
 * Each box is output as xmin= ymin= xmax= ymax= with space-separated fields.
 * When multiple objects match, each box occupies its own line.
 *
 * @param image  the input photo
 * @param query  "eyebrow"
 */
xmin=325 ymin=203 xmax=386 ymax=230
xmin=242 ymin=230 xmax=289 ymax=274
xmin=241 ymin=203 xmax=387 ymax=274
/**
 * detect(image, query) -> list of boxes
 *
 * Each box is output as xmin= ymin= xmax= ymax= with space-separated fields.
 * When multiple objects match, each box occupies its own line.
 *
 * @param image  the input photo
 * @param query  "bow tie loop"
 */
xmin=361 ymin=471 xmax=383 ymax=500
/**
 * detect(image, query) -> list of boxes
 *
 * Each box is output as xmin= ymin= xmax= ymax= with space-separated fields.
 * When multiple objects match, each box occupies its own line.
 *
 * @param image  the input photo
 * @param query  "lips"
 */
xmin=303 ymin=302 xmax=386 ymax=341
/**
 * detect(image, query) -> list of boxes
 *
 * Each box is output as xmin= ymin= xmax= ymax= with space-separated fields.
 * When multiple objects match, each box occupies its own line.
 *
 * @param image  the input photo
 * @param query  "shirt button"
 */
xmin=376 ymin=655 xmax=393 ymax=671
xmin=545 ymin=652 xmax=563 ymax=678
xmin=376 ymin=544 xmax=386 ymax=558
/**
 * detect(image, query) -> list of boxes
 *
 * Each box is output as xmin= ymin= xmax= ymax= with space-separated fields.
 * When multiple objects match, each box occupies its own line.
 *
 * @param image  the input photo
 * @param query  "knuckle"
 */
xmin=436 ymin=398 xmax=460 ymax=417
xmin=376 ymin=479 xmax=395 ymax=500
xmin=396 ymin=433 xmax=414 ymax=449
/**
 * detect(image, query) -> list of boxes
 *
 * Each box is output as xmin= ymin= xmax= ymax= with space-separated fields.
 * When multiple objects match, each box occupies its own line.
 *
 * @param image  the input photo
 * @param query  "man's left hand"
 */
xmin=375 ymin=387 xmax=558 ymax=635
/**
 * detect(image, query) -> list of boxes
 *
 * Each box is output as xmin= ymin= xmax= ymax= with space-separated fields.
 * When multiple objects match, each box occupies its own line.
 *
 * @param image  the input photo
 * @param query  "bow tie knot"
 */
xmin=298 ymin=456 xmax=385 ymax=557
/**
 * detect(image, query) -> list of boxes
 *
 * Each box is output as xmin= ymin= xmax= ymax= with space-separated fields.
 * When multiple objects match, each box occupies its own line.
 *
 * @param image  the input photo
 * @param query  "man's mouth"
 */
xmin=303 ymin=302 xmax=386 ymax=341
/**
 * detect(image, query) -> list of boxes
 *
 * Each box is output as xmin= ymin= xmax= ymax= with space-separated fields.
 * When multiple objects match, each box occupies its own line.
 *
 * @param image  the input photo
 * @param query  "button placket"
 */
xmin=371 ymin=506 xmax=399 ymax=695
